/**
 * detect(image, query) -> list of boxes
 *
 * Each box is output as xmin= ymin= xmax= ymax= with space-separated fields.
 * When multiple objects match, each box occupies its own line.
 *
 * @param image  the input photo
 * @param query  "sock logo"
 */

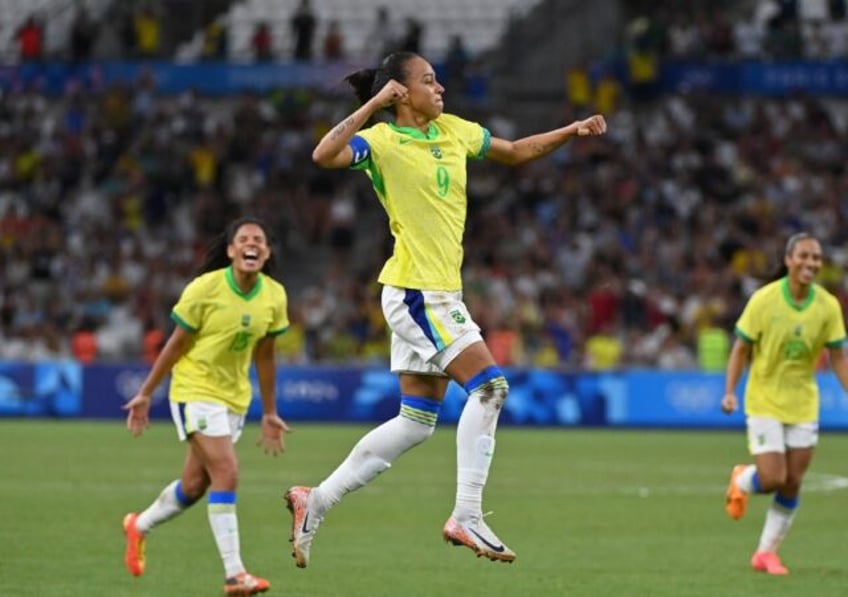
xmin=469 ymin=528 xmax=505 ymax=553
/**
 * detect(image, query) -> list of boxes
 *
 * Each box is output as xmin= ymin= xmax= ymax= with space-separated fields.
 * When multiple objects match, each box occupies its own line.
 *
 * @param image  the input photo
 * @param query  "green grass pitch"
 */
xmin=2 ymin=420 xmax=848 ymax=596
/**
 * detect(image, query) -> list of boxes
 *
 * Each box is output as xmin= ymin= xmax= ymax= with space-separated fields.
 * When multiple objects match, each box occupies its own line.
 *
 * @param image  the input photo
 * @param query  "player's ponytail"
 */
xmin=345 ymin=68 xmax=378 ymax=105
xmin=345 ymin=52 xmax=419 ymax=107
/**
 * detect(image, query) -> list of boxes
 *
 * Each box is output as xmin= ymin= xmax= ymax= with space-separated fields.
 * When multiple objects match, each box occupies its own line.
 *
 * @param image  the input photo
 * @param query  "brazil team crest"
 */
xmin=429 ymin=146 xmax=442 ymax=159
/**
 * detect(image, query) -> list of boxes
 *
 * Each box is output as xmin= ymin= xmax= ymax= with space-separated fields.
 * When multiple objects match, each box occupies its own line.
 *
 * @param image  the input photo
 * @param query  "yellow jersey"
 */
xmin=169 ymin=266 xmax=289 ymax=414
xmin=735 ymin=277 xmax=846 ymax=423
xmin=351 ymin=113 xmax=491 ymax=291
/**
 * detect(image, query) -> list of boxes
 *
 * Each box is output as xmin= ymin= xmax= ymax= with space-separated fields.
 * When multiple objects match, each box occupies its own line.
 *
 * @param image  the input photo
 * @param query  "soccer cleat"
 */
xmin=725 ymin=464 xmax=749 ymax=520
xmin=122 ymin=513 xmax=146 ymax=577
xmin=442 ymin=515 xmax=516 ymax=563
xmin=224 ymin=572 xmax=270 ymax=595
xmin=285 ymin=486 xmax=322 ymax=568
xmin=751 ymin=551 xmax=789 ymax=575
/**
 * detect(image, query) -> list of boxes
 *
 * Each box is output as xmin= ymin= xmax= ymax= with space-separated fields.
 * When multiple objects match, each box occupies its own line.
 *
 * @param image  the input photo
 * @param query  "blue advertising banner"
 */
xmin=660 ymin=59 xmax=848 ymax=96
xmin=0 ymin=361 xmax=81 ymax=416
xmin=0 ymin=60 xmax=367 ymax=96
xmin=2 ymin=361 xmax=848 ymax=429
xmin=5 ymin=59 xmax=848 ymax=98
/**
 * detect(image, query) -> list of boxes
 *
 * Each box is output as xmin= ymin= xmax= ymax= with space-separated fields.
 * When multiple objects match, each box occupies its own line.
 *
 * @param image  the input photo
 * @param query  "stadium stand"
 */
xmin=176 ymin=0 xmax=540 ymax=63
xmin=0 ymin=0 xmax=111 ymax=61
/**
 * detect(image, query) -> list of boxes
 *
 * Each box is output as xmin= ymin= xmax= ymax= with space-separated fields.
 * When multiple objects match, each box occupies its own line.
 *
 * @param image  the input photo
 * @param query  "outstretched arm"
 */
xmin=720 ymin=337 xmax=751 ymax=414
xmin=828 ymin=343 xmax=848 ymax=392
xmin=124 ymin=325 xmax=194 ymax=436
xmin=253 ymin=335 xmax=290 ymax=455
xmin=312 ymin=80 xmax=409 ymax=168
xmin=485 ymin=114 xmax=607 ymax=166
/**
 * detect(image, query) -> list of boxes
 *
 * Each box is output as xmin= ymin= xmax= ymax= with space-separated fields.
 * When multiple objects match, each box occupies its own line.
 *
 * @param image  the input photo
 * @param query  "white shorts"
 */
xmin=381 ymin=285 xmax=483 ymax=375
xmin=170 ymin=400 xmax=245 ymax=443
xmin=746 ymin=416 xmax=819 ymax=455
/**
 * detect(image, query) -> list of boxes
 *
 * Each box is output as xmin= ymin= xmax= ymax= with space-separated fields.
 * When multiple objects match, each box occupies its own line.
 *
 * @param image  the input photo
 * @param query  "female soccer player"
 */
xmin=721 ymin=232 xmax=848 ymax=575
xmin=284 ymin=51 xmax=606 ymax=567
xmin=122 ymin=216 xmax=291 ymax=595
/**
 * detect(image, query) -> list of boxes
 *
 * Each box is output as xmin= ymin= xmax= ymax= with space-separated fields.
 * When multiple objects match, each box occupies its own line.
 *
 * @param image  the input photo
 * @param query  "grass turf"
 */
xmin=1 ymin=420 xmax=848 ymax=596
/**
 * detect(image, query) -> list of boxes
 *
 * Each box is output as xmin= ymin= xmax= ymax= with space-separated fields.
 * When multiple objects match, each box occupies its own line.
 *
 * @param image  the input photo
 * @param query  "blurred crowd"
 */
xmin=3 ymin=0 xmax=848 ymax=370
xmin=2 ymin=69 xmax=848 ymax=371
xmin=625 ymin=0 xmax=848 ymax=62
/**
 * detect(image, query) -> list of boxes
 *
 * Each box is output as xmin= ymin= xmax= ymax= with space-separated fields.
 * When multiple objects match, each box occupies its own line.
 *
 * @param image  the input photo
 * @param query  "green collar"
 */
xmin=780 ymin=276 xmax=814 ymax=311
xmin=388 ymin=121 xmax=439 ymax=140
xmin=225 ymin=266 xmax=262 ymax=300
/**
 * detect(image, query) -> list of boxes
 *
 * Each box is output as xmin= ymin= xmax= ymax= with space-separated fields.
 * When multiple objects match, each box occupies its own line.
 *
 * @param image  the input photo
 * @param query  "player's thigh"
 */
xmin=382 ymin=286 xmax=483 ymax=376
xmin=171 ymin=400 xmax=243 ymax=486
xmin=785 ymin=421 xmax=817 ymax=483
xmin=747 ymin=416 xmax=787 ymax=481
xmin=443 ymin=340 xmax=498 ymax=387
xmin=398 ymin=372 xmax=450 ymax=401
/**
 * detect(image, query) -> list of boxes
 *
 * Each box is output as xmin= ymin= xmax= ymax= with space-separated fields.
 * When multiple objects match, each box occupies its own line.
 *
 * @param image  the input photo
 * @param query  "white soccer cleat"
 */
xmin=284 ymin=486 xmax=323 ymax=568
xmin=442 ymin=514 xmax=516 ymax=563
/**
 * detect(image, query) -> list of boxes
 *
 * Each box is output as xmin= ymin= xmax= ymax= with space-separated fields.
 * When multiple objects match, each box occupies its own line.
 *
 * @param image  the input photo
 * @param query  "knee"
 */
xmin=782 ymin=473 xmax=803 ymax=495
xmin=465 ymin=367 xmax=509 ymax=409
xmin=180 ymin=475 xmax=210 ymax=501
xmin=482 ymin=378 xmax=509 ymax=410
xmin=757 ymin=469 xmax=788 ymax=492
xmin=208 ymin=461 xmax=240 ymax=491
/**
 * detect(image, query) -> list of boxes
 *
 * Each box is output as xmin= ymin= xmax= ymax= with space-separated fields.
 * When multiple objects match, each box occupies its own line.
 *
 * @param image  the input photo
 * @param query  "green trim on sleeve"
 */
xmin=267 ymin=326 xmax=289 ymax=338
xmin=170 ymin=311 xmax=198 ymax=333
xmin=826 ymin=338 xmax=846 ymax=349
xmin=734 ymin=327 xmax=754 ymax=343
xmin=473 ymin=127 xmax=492 ymax=160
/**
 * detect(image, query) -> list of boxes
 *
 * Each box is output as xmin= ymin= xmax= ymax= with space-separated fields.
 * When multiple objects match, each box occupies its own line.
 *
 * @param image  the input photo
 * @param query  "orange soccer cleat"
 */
xmin=224 ymin=571 xmax=270 ymax=595
xmin=725 ymin=464 xmax=749 ymax=520
xmin=122 ymin=513 xmax=146 ymax=577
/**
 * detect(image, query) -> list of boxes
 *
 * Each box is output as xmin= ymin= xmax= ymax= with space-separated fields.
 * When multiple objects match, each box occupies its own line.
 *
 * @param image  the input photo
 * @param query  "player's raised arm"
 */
xmin=486 ymin=114 xmax=607 ymax=166
xmin=312 ymin=79 xmax=409 ymax=168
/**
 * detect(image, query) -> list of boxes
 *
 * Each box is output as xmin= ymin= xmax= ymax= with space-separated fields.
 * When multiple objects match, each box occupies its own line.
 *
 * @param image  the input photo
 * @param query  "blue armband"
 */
xmin=349 ymin=135 xmax=371 ymax=167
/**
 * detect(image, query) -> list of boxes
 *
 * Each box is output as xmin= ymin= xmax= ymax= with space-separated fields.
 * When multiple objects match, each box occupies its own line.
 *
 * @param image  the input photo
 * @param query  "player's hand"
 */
xmin=123 ymin=393 xmax=152 ymax=437
xmin=374 ymin=79 xmax=408 ymax=108
xmin=257 ymin=413 xmax=291 ymax=456
xmin=575 ymin=114 xmax=607 ymax=136
xmin=720 ymin=393 xmax=738 ymax=414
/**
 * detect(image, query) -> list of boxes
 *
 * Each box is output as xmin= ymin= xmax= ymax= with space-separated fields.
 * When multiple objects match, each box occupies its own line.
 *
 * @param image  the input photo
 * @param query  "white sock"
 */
xmin=757 ymin=498 xmax=798 ymax=553
xmin=136 ymin=480 xmax=193 ymax=533
xmin=208 ymin=492 xmax=244 ymax=578
xmin=735 ymin=465 xmax=758 ymax=493
xmin=311 ymin=414 xmax=434 ymax=517
xmin=453 ymin=376 xmax=507 ymax=521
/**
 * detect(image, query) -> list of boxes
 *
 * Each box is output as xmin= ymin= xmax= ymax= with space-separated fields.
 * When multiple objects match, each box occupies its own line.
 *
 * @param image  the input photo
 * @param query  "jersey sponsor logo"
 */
xmin=241 ymin=314 xmax=251 ymax=327
xmin=399 ymin=138 xmax=412 ymax=145
xmin=429 ymin=146 xmax=442 ymax=159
